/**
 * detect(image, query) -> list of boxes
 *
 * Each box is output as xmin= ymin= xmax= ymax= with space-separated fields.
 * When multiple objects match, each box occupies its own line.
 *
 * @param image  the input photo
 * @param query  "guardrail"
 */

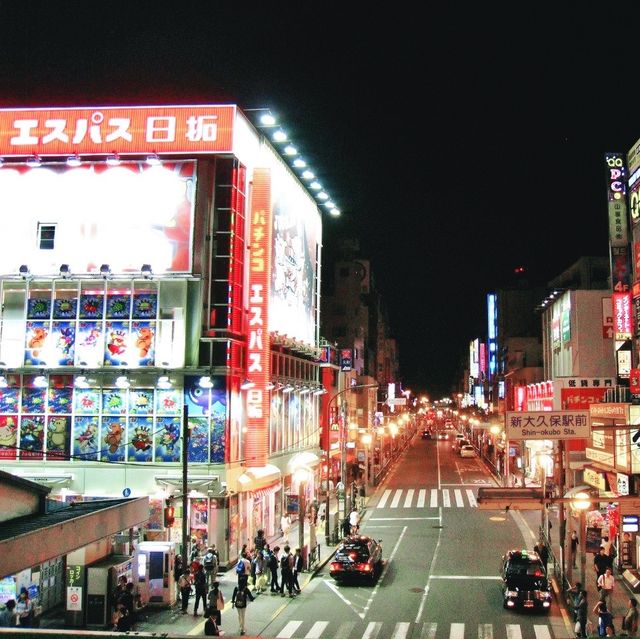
xmin=307 ymin=543 xmax=321 ymax=570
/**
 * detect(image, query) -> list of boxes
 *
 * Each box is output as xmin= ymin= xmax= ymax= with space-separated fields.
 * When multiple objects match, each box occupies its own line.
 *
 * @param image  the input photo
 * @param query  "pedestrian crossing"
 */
xmin=375 ymin=488 xmax=478 ymax=509
xmin=274 ymin=620 xmax=555 ymax=639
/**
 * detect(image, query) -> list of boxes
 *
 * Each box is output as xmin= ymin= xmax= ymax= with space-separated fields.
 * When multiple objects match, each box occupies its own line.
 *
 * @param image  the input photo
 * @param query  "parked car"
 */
xmin=330 ymin=535 xmax=383 ymax=582
xmin=500 ymin=549 xmax=552 ymax=611
xmin=459 ymin=444 xmax=476 ymax=458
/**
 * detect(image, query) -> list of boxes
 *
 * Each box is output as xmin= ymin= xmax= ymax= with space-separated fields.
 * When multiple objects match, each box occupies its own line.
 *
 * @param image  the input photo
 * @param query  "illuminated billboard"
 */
xmin=0 ymin=105 xmax=235 ymax=156
xmin=0 ymin=161 xmax=195 ymax=275
xmin=269 ymin=152 xmax=321 ymax=346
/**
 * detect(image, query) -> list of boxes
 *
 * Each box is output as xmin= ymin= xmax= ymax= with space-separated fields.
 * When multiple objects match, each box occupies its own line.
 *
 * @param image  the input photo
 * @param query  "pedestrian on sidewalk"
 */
xmin=253 ymin=550 xmax=267 ymax=593
xmin=597 ymin=567 xmax=615 ymax=612
xmin=292 ymin=547 xmax=303 ymax=594
xmin=268 ymin=546 xmax=280 ymax=594
xmin=571 ymin=531 xmax=579 ymax=569
xmin=279 ymin=545 xmax=294 ymax=597
xmin=574 ymin=589 xmax=588 ymax=638
xmin=0 ymin=600 xmax=16 ymax=627
xmin=594 ymin=547 xmax=610 ymax=587
xmin=206 ymin=581 xmax=224 ymax=627
xmin=358 ymin=482 xmax=366 ymax=511
xmin=622 ymin=598 xmax=639 ymax=637
xmin=178 ymin=570 xmax=192 ymax=614
xmin=174 ymin=555 xmax=183 ymax=605
xmin=231 ymin=579 xmax=255 ymax=636
xmin=204 ymin=607 xmax=220 ymax=636
xmin=192 ymin=564 xmax=208 ymax=616
xmin=593 ymin=600 xmax=614 ymax=637
xmin=281 ymin=514 xmax=291 ymax=544
xmin=203 ymin=547 xmax=218 ymax=590
xmin=349 ymin=508 xmax=360 ymax=535
xmin=254 ymin=529 xmax=266 ymax=553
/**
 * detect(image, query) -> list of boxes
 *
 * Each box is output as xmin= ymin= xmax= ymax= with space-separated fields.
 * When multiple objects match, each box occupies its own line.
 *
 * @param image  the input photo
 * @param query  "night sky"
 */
xmin=3 ymin=2 xmax=640 ymax=397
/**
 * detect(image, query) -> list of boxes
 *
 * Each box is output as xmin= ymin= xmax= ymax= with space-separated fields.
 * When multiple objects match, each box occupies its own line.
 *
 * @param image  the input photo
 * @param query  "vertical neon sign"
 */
xmin=245 ymin=169 xmax=272 ymax=467
xmin=487 ymin=293 xmax=497 ymax=379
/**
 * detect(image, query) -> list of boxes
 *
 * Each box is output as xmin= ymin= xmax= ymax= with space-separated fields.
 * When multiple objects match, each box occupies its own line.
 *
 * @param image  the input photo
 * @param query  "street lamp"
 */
xmin=323 ymin=383 xmax=378 ymax=546
xmin=571 ymin=491 xmax=591 ymax=587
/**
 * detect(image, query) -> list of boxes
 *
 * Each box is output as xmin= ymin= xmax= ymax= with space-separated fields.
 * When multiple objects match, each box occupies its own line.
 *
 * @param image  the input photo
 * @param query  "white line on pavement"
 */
xmin=417 ymin=488 xmax=426 ymax=507
xmin=404 ymin=489 xmax=414 ymax=508
xmin=450 ymin=622 xmax=465 ymax=639
xmin=390 ymin=489 xmax=402 ymax=508
xmin=305 ymin=621 xmax=329 ymax=638
xmin=277 ymin=620 xmax=303 ymax=638
xmin=378 ymin=489 xmax=391 ymax=508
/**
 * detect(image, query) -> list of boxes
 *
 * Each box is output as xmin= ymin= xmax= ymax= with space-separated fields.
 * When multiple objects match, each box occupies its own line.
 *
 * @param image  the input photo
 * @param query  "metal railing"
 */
xmin=307 ymin=543 xmax=321 ymax=570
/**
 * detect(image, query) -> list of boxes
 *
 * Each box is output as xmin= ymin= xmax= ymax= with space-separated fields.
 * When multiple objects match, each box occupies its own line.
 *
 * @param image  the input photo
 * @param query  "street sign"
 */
xmin=387 ymin=398 xmax=406 ymax=406
xmin=476 ymin=487 xmax=545 ymax=510
xmin=505 ymin=410 xmax=591 ymax=440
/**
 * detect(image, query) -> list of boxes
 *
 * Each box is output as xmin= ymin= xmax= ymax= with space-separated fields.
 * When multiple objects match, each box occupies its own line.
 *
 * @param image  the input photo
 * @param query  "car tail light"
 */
xmin=348 ymin=552 xmax=358 ymax=560
xmin=331 ymin=562 xmax=341 ymax=571
xmin=356 ymin=563 xmax=371 ymax=571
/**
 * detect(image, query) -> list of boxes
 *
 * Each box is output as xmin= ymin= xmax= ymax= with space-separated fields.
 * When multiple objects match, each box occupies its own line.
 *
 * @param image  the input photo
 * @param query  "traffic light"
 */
xmin=164 ymin=502 xmax=175 ymax=528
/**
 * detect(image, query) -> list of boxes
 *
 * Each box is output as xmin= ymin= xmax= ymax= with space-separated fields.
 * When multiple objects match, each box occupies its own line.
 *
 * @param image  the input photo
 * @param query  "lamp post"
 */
xmin=323 ymin=383 xmax=378 ymax=546
xmin=361 ymin=433 xmax=372 ymax=488
xmin=571 ymin=491 xmax=591 ymax=587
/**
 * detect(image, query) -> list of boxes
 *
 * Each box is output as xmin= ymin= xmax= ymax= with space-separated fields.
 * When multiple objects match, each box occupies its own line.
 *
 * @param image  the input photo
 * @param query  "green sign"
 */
xmin=561 ymin=309 xmax=571 ymax=342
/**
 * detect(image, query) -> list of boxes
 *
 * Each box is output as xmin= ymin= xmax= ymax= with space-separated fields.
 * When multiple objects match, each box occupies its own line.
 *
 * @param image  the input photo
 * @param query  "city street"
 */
xmin=173 ymin=434 xmax=575 ymax=639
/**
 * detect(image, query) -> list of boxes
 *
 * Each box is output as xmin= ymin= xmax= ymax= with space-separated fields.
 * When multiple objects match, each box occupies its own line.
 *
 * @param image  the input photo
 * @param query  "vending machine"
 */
xmin=85 ymin=555 xmax=134 ymax=628
xmin=136 ymin=541 xmax=175 ymax=607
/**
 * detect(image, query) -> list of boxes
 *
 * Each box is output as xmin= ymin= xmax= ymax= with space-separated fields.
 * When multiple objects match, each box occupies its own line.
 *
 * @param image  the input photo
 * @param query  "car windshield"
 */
xmin=506 ymin=559 xmax=544 ymax=577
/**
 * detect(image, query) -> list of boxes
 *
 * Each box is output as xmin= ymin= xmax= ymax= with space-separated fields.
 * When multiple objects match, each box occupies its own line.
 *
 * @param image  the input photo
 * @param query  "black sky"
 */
xmin=2 ymin=2 xmax=640 ymax=396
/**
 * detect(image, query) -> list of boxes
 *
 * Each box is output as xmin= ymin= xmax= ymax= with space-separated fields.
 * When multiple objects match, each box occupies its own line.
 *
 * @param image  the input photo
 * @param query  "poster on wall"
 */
xmin=104 ymin=322 xmax=130 ymax=366
xmin=128 ymin=416 xmax=153 ymax=462
xmin=20 ymin=415 xmax=45 ymax=459
xmin=46 ymin=415 xmax=70 ymax=459
xmin=75 ymin=322 xmax=104 ymax=367
xmin=155 ymin=417 xmax=181 ymax=462
xmin=0 ymin=415 xmax=18 ymax=459
xmin=25 ymin=321 xmax=50 ymax=366
xmin=102 ymin=417 xmax=126 ymax=462
xmin=73 ymin=417 xmax=99 ymax=460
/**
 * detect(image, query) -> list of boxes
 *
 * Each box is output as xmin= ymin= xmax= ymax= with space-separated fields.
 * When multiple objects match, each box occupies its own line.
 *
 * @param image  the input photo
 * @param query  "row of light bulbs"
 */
xmin=0 ymin=153 xmax=160 ymax=169
xmin=255 ymin=112 xmax=341 ymax=217
xmin=0 ymin=371 xmax=173 ymax=390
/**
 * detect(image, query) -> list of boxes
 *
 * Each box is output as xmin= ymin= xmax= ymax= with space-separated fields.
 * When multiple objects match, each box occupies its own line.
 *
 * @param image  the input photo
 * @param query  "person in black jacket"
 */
xmin=268 ymin=546 xmax=280 ymax=594
xmin=192 ymin=564 xmax=208 ymax=616
xmin=292 ymin=547 xmax=303 ymax=594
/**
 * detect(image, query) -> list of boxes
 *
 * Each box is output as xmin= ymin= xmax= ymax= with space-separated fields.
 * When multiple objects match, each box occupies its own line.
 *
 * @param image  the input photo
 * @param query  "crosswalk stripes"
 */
xmin=375 ymin=487 xmax=479 ymax=509
xmin=274 ymin=621 xmax=556 ymax=639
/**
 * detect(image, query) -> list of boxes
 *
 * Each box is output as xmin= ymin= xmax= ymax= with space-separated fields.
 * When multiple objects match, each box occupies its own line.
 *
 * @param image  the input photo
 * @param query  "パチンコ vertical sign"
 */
xmin=245 ymin=168 xmax=272 ymax=467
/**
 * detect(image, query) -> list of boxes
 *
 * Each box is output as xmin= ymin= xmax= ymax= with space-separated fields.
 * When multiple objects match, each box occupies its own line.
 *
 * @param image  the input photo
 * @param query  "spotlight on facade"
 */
xmin=282 ymin=382 xmax=294 ymax=393
xmin=146 ymin=154 xmax=161 ymax=166
xmin=157 ymin=374 xmax=172 ymax=390
xmin=99 ymin=264 xmax=111 ymax=278
xmin=240 ymin=378 xmax=255 ymax=390
xmin=115 ymin=375 xmax=130 ymax=389
xmin=26 ymin=155 xmax=41 ymax=168
xmin=74 ymin=375 xmax=89 ymax=389
xmin=66 ymin=154 xmax=82 ymax=167
xmin=18 ymin=265 xmax=30 ymax=279
xmin=0 ymin=375 xmax=8 ymax=388
xmin=141 ymin=264 xmax=153 ymax=279
xmin=59 ymin=264 xmax=71 ymax=278
xmin=106 ymin=153 xmax=121 ymax=166
xmin=198 ymin=375 xmax=213 ymax=389
xmin=33 ymin=373 xmax=48 ymax=388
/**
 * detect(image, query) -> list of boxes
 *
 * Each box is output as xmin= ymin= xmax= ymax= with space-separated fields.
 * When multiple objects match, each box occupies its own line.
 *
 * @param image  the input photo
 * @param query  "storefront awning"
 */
xmin=287 ymin=451 xmax=320 ymax=471
xmin=238 ymin=464 xmax=281 ymax=493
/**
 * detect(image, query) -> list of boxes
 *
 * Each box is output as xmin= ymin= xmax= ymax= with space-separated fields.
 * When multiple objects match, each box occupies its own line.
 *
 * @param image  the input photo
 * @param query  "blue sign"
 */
xmin=122 ymin=487 xmax=131 ymax=497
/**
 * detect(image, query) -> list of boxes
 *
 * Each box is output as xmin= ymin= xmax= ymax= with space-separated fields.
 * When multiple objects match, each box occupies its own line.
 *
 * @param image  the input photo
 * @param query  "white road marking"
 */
xmin=277 ymin=620 xmax=303 ymax=638
xmin=305 ymin=621 xmax=329 ymax=638
xmin=390 ymin=489 xmax=402 ymax=508
xmin=377 ymin=489 xmax=391 ymax=508
xmin=506 ymin=624 xmax=523 ymax=639
xmin=442 ymin=489 xmax=451 ymax=507
xmin=419 ymin=622 xmax=438 ymax=639
xmin=362 ymin=621 xmax=383 ymax=639
xmin=454 ymin=489 xmax=464 ymax=507
xmin=429 ymin=575 xmax=502 ymax=580
xmin=404 ymin=489 xmax=414 ymax=507
xmin=466 ymin=489 xmax=477 ymax=507
xmin=322 ymin=578 xmax=352 ymax=607
xmin=359 ymin=525 xmax=408 ymax=619
xmin=430 ymin=488 xmax=438 ymax=507
xmin=391 ymin=622 xmax=411 ymax=639
xmin=479 ymin=623 xmax=493 ymax=639
xmin=417 ymin=488 xmax=426 ymax=507
xmin=334 ymin=621 xmax=357 ymax=639
xmin=534 ymin=625 xmax=552 ymax=639
xmin=450 ymin=622 xmax=465 ymax=639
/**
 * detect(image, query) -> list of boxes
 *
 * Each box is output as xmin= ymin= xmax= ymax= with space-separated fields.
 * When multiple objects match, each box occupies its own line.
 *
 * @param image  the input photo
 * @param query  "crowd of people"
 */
xmin=175 ymin=532 xmax=309 ymax=636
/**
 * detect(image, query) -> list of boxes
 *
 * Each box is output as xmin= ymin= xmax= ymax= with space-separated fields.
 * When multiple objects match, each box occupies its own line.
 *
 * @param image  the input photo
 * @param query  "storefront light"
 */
xmin=115 ymin=375 xmax=130 ymax=389
xmin=198 ymin=375 xmax=213 ymax=389
xmin=106 ymin=153 xmax=121 ymax=166
xmin=146 ymin=153 xmax=161 ymax=166
xmin=157 ymin=375 xmax=172 ymax=390
xmin=66 ymin=154 xmax=82 ymax=167
xmin=0 ymin=375 xmax=8 ymax=388
xmin=75 ymin=375 xmax=90 ymax=389
xmin=33 ymin=374 xmax=48 ymax=388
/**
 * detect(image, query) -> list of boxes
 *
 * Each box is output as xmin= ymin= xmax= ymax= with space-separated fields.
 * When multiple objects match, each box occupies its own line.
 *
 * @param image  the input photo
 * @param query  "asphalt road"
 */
xmin=254 ymin=433 xmax=571 ymax=639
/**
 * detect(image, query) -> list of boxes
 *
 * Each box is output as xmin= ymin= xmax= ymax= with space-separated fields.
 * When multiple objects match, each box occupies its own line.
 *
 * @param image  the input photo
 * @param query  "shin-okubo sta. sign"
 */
xmin=506 ymin=410 xmax=591 ymax=440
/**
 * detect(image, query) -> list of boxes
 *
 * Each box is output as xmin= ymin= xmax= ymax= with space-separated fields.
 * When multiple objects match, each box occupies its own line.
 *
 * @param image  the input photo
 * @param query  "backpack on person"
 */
xmin=204 ymin=552 xmax=215 ymax=569
xmin=234 ymin=588 xmax=247 ymax=608
xmin=236 ymin=558 xmax=245 ymax=575
xmin=280 ymin=554 xmax=289 ymax=571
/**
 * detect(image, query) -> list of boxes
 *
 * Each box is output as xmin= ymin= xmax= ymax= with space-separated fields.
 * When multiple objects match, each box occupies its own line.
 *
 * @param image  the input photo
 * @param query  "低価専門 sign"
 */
xmin=505 ymin=410 xmax=591 ymax=440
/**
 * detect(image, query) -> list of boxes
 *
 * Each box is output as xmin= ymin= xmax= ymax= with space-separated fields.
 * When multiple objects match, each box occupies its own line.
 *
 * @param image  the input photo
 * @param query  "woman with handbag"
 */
xmin=206 ymin=581 xmax=224 ymax=626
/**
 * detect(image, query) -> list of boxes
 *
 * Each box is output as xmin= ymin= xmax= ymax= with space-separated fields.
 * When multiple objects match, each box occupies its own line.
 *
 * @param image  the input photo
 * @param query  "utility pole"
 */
xmin=181 ymin=404 xmax=190 ymax=573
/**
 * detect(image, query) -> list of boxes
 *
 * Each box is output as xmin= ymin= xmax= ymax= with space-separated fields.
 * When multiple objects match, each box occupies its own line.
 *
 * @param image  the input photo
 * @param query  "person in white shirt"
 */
xmin=349 ymin=508 xmax=360 ymax=534
xmin=597 ymin=567 xmax=615 ymax=612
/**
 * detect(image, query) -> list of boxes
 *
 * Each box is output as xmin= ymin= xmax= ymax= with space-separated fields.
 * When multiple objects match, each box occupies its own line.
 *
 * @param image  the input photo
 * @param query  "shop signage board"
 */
xmin=0 ymin=104 xmax=236 ymax=156
xmin=505 ymin=410 xmax=590 ymax=440
xmin=586 ymin=526 xmax=603 ymax=553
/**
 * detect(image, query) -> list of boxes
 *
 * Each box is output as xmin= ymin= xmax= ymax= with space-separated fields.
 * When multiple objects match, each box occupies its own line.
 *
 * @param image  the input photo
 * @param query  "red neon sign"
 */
xmin=244 ymin=168 xmax=272 ymax=467
xmin=0 ymin=105 xmax=235 ymax=156
xmin=613 ymin=291 xmax=633 ymax=340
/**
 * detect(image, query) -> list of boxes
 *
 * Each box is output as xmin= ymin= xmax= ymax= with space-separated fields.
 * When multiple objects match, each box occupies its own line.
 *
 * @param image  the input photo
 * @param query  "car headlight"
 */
xmin=505 ymin=591 xmax=518 ymax=598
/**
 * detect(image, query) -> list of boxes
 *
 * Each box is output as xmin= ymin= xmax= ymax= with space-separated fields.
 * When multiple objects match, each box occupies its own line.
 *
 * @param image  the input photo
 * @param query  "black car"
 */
xmin=421 ymin=429 xmax=432 ymax=439
xmin=330 ymin=535 xmax=383 ymax=582
xmin=500 ymin=549 xmax=552 ymax=611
